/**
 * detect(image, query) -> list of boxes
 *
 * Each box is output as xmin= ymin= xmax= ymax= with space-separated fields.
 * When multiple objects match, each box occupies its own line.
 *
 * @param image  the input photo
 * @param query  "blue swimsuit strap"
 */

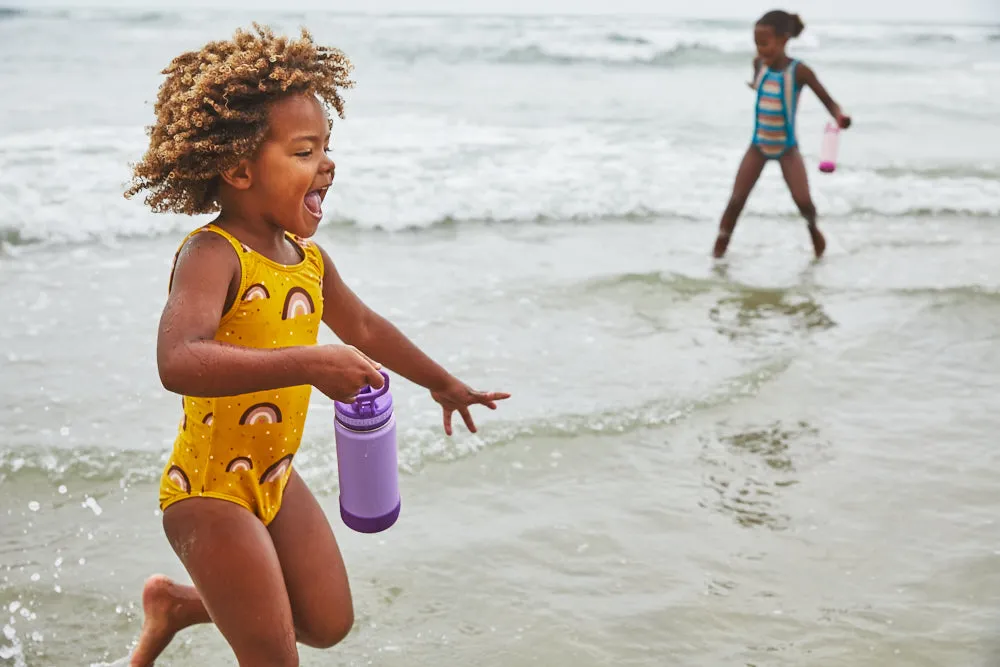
xmin=783 ymin=60 xmax=799 ymax=133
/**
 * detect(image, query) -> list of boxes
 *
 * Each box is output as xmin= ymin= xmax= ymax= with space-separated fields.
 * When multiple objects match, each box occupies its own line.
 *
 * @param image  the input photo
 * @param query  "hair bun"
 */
xmin=790 ymin=13 xmax=805 ymax=37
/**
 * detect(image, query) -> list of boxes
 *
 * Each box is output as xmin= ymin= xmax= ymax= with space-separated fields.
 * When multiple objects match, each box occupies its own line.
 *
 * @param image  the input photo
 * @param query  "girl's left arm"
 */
xmin=316 ymin=244 xmax=510 ymax=435
xmin=798 ymin=63 xmax=851 ymax=129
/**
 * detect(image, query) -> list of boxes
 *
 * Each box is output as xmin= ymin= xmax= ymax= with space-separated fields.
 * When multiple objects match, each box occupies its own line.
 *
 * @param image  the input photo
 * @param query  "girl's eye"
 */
xmin=296 ymin=150 xmax=312 ymax=157
xmin=324 ymin=146 xmax=331 ymax=153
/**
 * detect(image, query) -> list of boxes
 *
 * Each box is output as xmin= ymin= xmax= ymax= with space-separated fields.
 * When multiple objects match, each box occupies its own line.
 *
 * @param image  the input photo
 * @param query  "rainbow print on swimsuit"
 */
xmin=259 ymin=454 xmax=294 ymax=484
xmin=166 ymin=465 xmax=191 ymax=493
xmin=282 ymin=286 xmax=314 ymax=320
xmin=226 ymin=456 xmax=253 ymax=473
xmin=239 ymin=402 xmax=283 ymax=425
xmin=243 ymin=283 xmax=270 ymax=301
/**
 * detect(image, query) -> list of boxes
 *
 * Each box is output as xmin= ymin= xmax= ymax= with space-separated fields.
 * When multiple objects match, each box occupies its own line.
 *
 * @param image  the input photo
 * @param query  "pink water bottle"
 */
xmin=334 ymin=370 xmax=401 ymax=533
xmin=818 ymin=122 xmax=840 ymax=173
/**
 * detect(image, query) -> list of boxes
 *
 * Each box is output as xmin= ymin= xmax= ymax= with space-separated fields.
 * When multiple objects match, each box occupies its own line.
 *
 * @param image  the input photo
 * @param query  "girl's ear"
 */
xmin=220 ymin=160 xmax=252 ymax=190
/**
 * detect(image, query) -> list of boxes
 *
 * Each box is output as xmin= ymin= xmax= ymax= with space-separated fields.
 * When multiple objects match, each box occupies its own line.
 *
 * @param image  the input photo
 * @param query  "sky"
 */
xmin=10 ymin=0 xmax=999 ymax=23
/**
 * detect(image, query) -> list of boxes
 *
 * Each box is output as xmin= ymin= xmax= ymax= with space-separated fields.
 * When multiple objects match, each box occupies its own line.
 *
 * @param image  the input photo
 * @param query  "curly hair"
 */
xmin=125 ymin=23 xmax=354 ymax=215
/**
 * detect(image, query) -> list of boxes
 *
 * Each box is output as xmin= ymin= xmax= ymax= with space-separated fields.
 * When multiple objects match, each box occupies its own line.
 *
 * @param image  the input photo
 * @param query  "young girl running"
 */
xmin=124 ymin=25 xmax=509 ymax=667
xmin=713 ymin=10 xmax=852 ymax=259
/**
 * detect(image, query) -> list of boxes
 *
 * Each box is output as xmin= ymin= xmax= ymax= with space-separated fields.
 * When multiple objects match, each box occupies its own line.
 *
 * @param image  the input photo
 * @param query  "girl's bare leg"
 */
xmin=131 ymin=471 xmax=353 ymax=664
xmin=268 ymin=470 xmax=354 ymax=649
xmin=779 ymin=147 xmax=826 ymax=258
xmin=131 ymin=498 xmax=298 ymax=667
xmin=714 ymin=146 xmax=768 ymax=258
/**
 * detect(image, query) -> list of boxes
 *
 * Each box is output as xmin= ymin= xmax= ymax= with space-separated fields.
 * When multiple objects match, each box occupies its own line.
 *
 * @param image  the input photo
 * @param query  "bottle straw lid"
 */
xmin=334 ymin=371 xmax=393 ymax=431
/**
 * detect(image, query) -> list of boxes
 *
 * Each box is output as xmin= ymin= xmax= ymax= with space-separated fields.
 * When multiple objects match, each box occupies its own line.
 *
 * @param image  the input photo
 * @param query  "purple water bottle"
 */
xmin=334 ymin=370 xmax=401 ymax=533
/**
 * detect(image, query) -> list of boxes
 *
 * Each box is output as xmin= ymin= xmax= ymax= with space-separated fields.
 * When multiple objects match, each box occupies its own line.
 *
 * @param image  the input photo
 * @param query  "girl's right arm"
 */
xmin=156 ymin=232 xmax=381 ymax=402
xmin=747 ymin=56 xmax=762 ymax=89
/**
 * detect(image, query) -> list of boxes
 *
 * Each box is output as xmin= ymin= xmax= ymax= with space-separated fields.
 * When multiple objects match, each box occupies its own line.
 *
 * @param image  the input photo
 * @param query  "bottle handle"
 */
xmin=352 ymin=370 xmax=390 ymax=417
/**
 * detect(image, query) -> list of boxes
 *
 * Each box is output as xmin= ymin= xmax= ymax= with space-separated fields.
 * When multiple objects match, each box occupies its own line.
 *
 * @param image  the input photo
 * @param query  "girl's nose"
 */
xmin=321 ymin=155 xmax=336 ymax=177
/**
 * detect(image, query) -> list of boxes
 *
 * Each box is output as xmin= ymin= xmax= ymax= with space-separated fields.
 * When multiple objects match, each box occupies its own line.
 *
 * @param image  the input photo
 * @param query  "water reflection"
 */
xmin=699 ymin=420 xmax=824 ymax=531
xmin=708 ymin=267 xmax=835 ymax=341
xmin=712 ymin=288 xmax=834 ymax=338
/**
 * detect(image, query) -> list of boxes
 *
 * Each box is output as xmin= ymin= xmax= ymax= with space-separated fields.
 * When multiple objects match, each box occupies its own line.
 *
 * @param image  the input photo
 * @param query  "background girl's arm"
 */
xmin=157 ymin=233 xmax=380 ymax=400
xmin=798 ymin=63 xmax=852 ymax=128
xmin=748 ymin=56 xmax=762 ymax=88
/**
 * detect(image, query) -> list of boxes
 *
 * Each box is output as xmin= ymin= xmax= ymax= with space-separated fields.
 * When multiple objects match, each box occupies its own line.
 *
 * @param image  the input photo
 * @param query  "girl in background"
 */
xmin=713 ymin=10 xmax=852 ymax=259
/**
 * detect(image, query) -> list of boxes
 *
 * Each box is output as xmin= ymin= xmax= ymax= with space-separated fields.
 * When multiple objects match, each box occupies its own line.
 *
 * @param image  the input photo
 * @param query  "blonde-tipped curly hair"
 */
xmin=125 ymin=23 xmax=354 ymax=215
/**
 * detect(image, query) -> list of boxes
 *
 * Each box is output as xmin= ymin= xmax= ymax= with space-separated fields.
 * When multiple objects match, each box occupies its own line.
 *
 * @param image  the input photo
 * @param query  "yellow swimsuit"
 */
xmin=158 ymin=224 xmax=324 ymax=525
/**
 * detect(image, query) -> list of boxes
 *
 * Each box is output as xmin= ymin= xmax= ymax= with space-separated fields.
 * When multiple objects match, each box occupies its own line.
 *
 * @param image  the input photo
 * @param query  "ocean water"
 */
xmin=2 ymin=7 xmax=1000 ymax=667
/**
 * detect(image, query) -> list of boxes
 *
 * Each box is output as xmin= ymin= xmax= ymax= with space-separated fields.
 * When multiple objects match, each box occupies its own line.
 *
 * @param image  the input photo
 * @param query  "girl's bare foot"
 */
xmin=809 ymin=225 xmax=826 ymax=258
xmin=130 ymin=575 xmax=208 ymax=666
xmin=713 ymin=230 xmax=732 ymax=258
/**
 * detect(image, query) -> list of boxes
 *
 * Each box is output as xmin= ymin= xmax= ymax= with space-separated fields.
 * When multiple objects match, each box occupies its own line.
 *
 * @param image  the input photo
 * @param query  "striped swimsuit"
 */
xmin=751 ymin=60 xmax=801 ymax=159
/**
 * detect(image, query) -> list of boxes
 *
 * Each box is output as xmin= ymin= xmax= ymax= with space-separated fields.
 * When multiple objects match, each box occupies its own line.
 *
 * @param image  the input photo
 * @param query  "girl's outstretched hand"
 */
xmin=836 ymin=111 xmax=852 ymax=129
xmin=430 ymin=378 xmax=511 ymax=436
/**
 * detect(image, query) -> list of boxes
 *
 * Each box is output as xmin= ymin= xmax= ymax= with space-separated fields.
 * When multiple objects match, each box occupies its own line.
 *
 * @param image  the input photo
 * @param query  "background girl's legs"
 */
xmin=131 ymin=472 xmax=354 ymax=666
xmin=713 ymin=146 xmax=767 ymax=258
xmin=779 ymin=148 xmax=826 ymax=258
